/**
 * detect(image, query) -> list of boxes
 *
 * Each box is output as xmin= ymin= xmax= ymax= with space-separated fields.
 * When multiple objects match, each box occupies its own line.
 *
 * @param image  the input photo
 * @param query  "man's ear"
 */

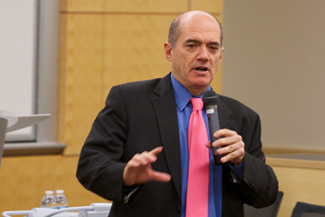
xmin=164 ymin=42 xmax=173 ymax=62
xmin=219 ymin=47 xmax=225 ymax=61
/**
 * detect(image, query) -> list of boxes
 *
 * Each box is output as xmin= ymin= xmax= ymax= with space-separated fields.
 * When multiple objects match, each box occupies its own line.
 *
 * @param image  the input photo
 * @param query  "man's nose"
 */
xmin=197 ymin=46 xmax=210 ymax=61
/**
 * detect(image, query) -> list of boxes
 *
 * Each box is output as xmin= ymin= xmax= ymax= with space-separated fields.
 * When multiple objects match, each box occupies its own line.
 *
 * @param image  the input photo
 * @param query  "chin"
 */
xmin=193 ymin=78 xmax=212 ymax=87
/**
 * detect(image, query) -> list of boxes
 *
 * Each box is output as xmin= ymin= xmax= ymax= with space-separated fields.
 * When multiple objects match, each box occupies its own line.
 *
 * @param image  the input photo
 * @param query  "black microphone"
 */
xmin=203 ymin=90 xmax=222 ymax=165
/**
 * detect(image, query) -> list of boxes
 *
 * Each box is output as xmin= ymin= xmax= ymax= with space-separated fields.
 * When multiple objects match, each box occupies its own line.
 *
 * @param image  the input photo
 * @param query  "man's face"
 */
xmin=165 ymin=13 xmax=224 ymax=95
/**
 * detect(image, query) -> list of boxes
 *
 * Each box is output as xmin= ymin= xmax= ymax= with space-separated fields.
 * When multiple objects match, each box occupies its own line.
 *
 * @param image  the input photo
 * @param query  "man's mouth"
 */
xmin=194 ymin=66 xmax=209 ymax=72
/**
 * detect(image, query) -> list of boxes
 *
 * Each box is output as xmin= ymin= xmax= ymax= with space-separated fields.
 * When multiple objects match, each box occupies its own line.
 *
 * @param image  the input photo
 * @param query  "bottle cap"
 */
xmin=56 ymin=190 xmax=64 ymax=194
xmin=45 ymin=190 xmax=54 ymax=195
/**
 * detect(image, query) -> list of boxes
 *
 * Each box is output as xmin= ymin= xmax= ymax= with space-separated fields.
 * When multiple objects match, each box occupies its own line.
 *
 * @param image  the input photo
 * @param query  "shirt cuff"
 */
xmin=228 ymin=161 xmax=244 ymax=183
xmin=123 ymin=185 xmax=141 ymax=204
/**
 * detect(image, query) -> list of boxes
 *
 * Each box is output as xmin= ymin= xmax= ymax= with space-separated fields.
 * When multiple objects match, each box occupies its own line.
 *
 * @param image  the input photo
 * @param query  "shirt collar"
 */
xmin=170 ymin=73 xmax=211 ymax=111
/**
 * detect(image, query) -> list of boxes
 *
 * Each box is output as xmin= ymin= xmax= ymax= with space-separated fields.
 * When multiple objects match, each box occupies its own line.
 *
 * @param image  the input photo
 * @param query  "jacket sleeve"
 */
xmin=233 ymin=114 xmax=279 ymax=208
xmin=76 ymin=86 xmax=128 ymax=202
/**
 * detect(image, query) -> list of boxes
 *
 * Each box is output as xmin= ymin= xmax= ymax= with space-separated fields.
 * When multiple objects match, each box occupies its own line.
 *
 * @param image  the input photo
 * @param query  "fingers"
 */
xmin=150 ymin=146 xmax=163 ymax=156
xmin=210 ymin=129 xmax=245 ymax=165
xmin=151 ymin=170 xmax=171 ymax=183
xmin=123 ymin=146 xmax=171 ymax=186
xmin=220 ymin=147 xmax=245 ymax=165
xmin=205 ymin=141 xmax=212 ymax=148
xmin=129 ymin=146 xmax=163 ymax=167
xmin=147 ymin=147 xmax=171 ymax=182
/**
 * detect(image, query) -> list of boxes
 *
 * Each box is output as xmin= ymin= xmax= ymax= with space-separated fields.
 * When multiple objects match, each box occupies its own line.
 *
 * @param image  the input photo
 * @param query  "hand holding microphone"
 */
xmin=203 ymin=90 xmax=245 ymax=165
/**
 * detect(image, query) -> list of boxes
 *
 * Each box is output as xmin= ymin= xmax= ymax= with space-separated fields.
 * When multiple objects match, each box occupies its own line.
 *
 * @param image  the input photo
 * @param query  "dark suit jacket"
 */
xmin=77 ymin=73 xmax=278 ymax=217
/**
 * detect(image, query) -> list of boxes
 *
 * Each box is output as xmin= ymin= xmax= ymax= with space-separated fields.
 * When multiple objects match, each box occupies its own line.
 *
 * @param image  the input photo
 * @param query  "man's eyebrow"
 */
xmin=184 ymin=39 xmax=220 ymax=46
xmin=184 ymin=39 xmax=201 ymax=44
xmin=207 ymin=41 xmax=221 ymax=46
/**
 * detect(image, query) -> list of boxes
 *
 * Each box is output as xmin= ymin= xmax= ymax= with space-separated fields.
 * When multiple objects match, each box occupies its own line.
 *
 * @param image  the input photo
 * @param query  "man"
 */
xmin=77 ymin=10 xmax=278 ymax=217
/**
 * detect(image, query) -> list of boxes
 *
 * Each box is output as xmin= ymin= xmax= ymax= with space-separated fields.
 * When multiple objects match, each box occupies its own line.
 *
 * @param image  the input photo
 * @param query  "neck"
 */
xmin=170 ymin=72 xmax=209 ymax=96
xmin=189 ymin=89 xmax=205 ymax=96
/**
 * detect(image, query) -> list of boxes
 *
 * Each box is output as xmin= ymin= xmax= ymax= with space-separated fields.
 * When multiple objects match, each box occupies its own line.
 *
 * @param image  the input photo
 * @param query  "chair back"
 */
xmin=291 ymin=202 xmax=325 ymax=217
xmin=244 ymin=191 xmax=284 ymax=217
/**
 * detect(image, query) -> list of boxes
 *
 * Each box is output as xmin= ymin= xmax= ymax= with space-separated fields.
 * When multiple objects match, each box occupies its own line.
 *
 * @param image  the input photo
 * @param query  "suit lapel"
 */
xmin=217 ymin=96 xmax=237 ymax=131
xmin=150 ymin=78 xmax=238 ymax=201
xmin=152 ymin=74 xmax=182 ymax=200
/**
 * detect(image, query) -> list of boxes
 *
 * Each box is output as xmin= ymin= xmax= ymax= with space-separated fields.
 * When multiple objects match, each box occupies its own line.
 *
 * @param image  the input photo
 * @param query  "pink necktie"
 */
xmin=186 ymin=97 xmax=209 ymax=217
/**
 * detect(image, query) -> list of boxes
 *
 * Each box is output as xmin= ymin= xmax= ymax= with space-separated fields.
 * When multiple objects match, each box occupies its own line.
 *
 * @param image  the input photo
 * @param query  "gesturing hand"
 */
xmin=123 ymin=146 xmax=171 ymax=186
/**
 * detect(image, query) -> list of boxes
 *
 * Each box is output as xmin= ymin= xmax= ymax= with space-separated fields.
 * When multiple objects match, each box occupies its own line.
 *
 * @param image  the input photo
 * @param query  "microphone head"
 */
xmin=203 ymin=90 xmax=218 ymax=106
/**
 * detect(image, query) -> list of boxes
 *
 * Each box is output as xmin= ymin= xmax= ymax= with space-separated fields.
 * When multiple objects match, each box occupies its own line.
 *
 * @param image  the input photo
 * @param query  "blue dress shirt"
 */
xmin=170 ymin=74 xmax=223 ymax=217
xmin=123 ymin=74 xmax=243 ymax=210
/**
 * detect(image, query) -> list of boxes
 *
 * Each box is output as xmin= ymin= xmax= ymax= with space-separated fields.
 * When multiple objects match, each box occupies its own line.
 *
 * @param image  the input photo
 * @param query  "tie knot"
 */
xmin=190 ymin=97 xmax=203 ymax=111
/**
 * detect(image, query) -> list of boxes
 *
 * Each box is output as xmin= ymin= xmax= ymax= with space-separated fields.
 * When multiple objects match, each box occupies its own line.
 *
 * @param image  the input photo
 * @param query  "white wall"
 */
xmin=0 ymin=0 xmax=38 ymax=141
xmin=223 ymin=0 xmax=325 ymax=150
xmin=0 ymin=0 xmax=59 ymax=144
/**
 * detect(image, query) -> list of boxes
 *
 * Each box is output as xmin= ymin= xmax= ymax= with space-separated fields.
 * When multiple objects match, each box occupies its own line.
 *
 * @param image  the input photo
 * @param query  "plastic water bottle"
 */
xmin=55 ymin=189 xmax=68 ymax=209
xmin=40 ymin=190 xmax=56 ymax=208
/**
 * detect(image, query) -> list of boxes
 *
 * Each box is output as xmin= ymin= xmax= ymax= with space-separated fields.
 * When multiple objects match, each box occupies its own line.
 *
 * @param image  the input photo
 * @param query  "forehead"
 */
xmin=178 ymin=14 xmax=221 ymax=43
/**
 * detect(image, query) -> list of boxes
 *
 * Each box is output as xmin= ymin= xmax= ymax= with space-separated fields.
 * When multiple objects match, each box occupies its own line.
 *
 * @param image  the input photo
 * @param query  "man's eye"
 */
xmin=187 ymin=44 xmax=196 ymax=48
xmin=209 ymin=46 xmax=219 ymax=51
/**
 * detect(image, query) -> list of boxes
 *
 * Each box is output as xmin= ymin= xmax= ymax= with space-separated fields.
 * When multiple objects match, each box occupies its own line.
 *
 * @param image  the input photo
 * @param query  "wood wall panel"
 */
xmin=58 ymin=14 xmax=104 ymax=155
xmin=267 ymin=157 xmax=325 ymax=217
xmin=210 ymin=65 xmax=223 ymax=93
xmin=59 ymin=0 xmax=224 ymax=155
xmin=104 ymin=0 xmax=188 ymax=13
xmin=60 ymin=0 xmax=104 ymax=13
xmin=0 ymin=155 xmax=107 ymax=212
xmin=103 ymin=14 xmax=174 ymax=92
xmin=264 ymin=146 xmax=325 ymax=155
xmin=210 ymin=15 xmax=223 ymax=94
xmin=190 ymin=0 xmax=223 ymax=14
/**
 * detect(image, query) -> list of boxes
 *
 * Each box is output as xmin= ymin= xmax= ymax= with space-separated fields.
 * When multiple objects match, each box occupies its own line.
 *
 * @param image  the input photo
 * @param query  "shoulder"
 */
xmin=110 ymin=78 xmax=162 ymax=94
xmin=105 ymin=77 xmax=163 ymax=104
xmin=107 ymin=74 xmax=173 ymax=99
xmin=105 ymin=75 xmax=173 ymax=106
xmin=218 ymin=94 xmax=259 ymax=119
